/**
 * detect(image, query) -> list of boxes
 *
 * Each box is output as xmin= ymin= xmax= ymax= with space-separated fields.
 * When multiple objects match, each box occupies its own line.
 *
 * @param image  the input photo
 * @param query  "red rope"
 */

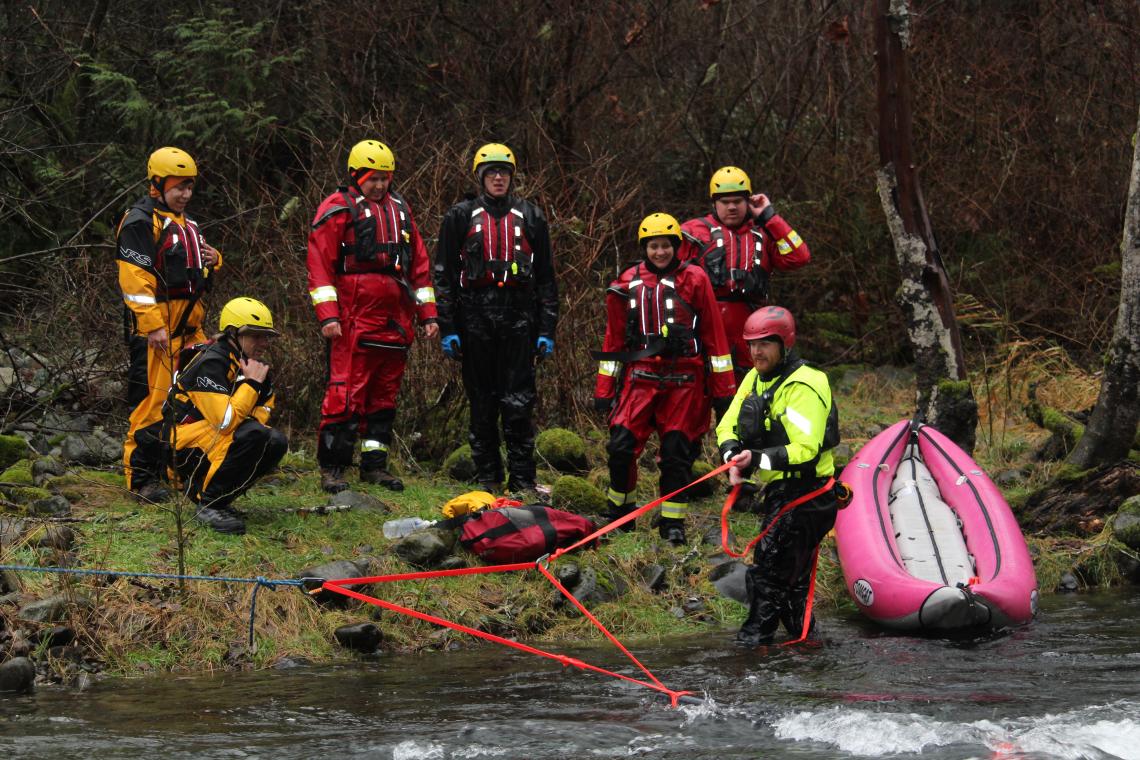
xmin=550 ymin=460 xmax=735 ymax=560
xmin=720 ymin=477 xmax=835 ymax=647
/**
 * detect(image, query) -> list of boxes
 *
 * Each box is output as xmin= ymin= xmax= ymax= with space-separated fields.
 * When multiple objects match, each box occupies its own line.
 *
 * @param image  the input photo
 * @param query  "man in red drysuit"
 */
xmin=679 ymin=166 xmax=810 ymax=379
xmin=307 ymin=139 xmax=438 ymax=493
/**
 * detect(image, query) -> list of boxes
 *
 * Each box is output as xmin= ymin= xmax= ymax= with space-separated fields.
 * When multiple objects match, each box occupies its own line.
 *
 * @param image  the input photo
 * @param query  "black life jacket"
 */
xmin=618 ymin=263 xmax=701 ymax=358
xmin=460 ymin=203 xmax=535 ymax=287
xmin=737 ymin=359 xmax=841 ymax=476
xmin=120 ymin=198 xmax=208 ymax=299
xmin=687 ymin=218 xmax=769 ymax=301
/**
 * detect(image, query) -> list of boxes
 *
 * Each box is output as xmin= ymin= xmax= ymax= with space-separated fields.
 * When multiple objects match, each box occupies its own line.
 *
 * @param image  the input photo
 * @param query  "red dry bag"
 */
xmin=459 ymin=505 xmax=596 ymax=564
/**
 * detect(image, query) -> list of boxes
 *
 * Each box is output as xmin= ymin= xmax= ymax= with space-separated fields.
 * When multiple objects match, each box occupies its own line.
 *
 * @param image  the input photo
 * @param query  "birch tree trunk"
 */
xmin=875 ymin=0 xmax=978 ymax=452
xmin=1067 ymin=108 xmax=1140 ymax=469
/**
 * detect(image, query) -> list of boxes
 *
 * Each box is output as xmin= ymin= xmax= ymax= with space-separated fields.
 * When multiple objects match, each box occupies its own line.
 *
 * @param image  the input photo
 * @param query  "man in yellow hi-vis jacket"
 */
xmin=117 ymin=147 xmax=220 ymax=502
xmin=716 ymin=306 xmax=840 ymax=647
xmin=168 ymin=298 xmax=288 ymax=535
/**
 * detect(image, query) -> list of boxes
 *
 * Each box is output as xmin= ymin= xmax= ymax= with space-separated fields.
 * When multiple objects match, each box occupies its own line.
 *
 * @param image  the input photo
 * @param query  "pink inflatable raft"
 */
xmin=834 ymin=420 xmax=1038 ymax=632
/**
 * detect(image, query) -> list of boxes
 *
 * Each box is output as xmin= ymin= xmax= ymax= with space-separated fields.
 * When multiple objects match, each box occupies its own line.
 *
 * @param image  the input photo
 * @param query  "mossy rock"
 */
xmin=1111 ymin=495 xmax=1140 ymax=552
xmin=0 ymin=459 xmax=34 ymax=486
xmin=443 ymin=444 xmax=477 ymax=482
xmin=535 ymin=427 xmax=588 ymax=472
xmin=586 ymin=466 xmax=609 ymax=492
xmin=550 ymin=475 xmax=607 ymax=515
xmin=685 ymin=460 xmax=716 ymax=499
xmin=0 ymin=436 xmax=28 ymax=471
xmin=1 ymin=485 xmax=52 ymax=507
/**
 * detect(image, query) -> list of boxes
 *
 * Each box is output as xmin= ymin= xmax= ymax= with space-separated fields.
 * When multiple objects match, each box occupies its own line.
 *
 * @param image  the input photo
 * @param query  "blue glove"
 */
xmin=441 ymin=334 xmax=461 ymax=359
xmin=536 ymin=336 xmax=555 ymax=357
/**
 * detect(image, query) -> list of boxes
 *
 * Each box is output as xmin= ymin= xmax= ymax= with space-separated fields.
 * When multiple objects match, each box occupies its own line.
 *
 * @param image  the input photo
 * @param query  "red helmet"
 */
xmin=742 ymin=306 xmax=796 ymax=348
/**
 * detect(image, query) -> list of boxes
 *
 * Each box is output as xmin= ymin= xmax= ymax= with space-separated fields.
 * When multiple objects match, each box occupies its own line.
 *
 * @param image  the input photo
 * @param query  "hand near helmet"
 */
xmin=749 ymin=193 xmax=772 ymax=218
xmin=201 ymin=242 xmax=220 ymax=268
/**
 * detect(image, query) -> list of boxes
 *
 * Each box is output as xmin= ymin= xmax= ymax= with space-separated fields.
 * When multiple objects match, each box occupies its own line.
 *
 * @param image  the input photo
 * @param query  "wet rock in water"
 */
xmin=272 ymin=656 xmax=313 ymax=669
xmin=328 ymin=490 xmax=390 ymax=512
xmin=1056 ymin=572 xmax=1080 ymax=593
xmin=640 ymin=563 xmax=667 ymax=593
xmin=0 ymin=657 xmax=35 ymax=693
xmin=334 ymin=622 xmax=383 ymax=653
xmin=47 ymin=645 xmax=84 ymax=663
xmin=709 ymin=560 xmax=750 ymax=604
xmin=297 ymin=559 xmax=373 ymax=608
xmin=19 ymin=594 xmax=91 ymax=624
xmin=28 ymin=495 xmax=71 ymax=518
xmin=394 ymin=529 xmax=456 ymax=569
xmin=39 ymin=625 xmax=75 ymax=648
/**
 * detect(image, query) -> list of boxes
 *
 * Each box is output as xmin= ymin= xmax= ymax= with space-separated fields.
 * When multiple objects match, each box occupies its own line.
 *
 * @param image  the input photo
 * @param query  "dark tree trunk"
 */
xmin=1067 ymin=106 xmax=1140 ymax=470
xmin=1020 ymin=462 xmax=1140 ymax=535
xmin=875 ymin=0 xmax=978 ymax=452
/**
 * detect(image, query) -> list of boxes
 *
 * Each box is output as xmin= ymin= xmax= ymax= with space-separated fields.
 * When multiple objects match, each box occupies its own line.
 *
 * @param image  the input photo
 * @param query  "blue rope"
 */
xmin=0 ymin=564 xmax=319 ymax=650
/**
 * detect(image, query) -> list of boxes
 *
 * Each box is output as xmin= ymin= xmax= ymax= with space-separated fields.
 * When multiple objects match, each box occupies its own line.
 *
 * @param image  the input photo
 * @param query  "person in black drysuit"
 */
xmin=433 ymin=143 xmax=559 ymax=498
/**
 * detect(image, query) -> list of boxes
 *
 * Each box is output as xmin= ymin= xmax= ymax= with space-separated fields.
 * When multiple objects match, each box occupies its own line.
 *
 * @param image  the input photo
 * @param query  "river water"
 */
xmin=2 ymin=591 xmax=1138 ymax=759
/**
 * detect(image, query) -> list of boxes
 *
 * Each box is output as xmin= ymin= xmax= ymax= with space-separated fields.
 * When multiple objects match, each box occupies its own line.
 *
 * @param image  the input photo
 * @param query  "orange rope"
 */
xmin=720 ymin=477 xmax=835 ymax=647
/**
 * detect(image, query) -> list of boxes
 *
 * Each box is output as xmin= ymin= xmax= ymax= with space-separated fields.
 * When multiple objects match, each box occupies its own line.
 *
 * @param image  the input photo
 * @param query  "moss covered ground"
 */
xmin=0 ymin=362 xmax=1125 ymax=677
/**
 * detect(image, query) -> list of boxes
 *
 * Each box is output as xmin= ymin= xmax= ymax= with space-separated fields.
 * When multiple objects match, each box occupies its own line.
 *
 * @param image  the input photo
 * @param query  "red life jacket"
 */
xmin=329 ymin=189 xmax=413 ymax=275
xmin=617 ymin=263 xmax=701 ymax=358
xmin=687 ymin=218 xmax=769 ymax=300
xmin=460 ymin=204 xmax=535 ymax=288
xmin=120 ymin=198 xmax=208 ymax=299
xmin=459 ymin=505 xmax=596 ymax=564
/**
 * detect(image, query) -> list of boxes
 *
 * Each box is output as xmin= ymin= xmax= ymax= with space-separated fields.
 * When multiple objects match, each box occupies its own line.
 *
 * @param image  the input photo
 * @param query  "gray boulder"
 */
xmin=18 ymin=594 xmax=90 ymax=623
xmin=297 ymin=559 xmax=373 ymax=607
xmin=28 ymin=495 xmax=71 ymax=518
xmin=709 ymin=560 xmax=750 ymax=604
xmin=334 ymin=622 xmax=383 ymax=653
xmin=394 ymin=528 xmax=457 ymax=569
xmin=328 ymin=490 xmax=390 ymax=512
xmin=1111 ymin=495 xmax=1140 ymax=552
xmin=0 ymin=657 xmax=35 ymax=693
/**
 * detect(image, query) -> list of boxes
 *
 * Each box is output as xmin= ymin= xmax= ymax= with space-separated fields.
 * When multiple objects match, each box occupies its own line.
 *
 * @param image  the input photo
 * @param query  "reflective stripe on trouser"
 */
xmin=607 ymin=488 xmax=635 ymax=506
xmin=660 ymin=500 xmax=688 ymax=520
xmin=175 ymin=419 xmax=288 ymax=510
xmin=122 ymin=327 xmax=206 ymax=490
xmin=360 ymin=407 xmax=396 ymax=470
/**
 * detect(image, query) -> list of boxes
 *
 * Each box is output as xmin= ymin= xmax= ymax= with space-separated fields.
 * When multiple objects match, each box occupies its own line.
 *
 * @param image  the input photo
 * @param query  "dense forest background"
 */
xmin=1 ymin=0 xmax=1137 ymax=461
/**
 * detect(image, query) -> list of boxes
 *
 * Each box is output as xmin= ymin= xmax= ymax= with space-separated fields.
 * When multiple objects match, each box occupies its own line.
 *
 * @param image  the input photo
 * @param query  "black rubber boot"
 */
xmin=361 ymin=467 xmax=404 ymax=491
xmin=605 ymin=501 xmax=637 ymax=532
xmin=735 ymin=568 xmax=778 ymax=647
xmin=657 ymin=517 xmax=687 ymax=546
xmin=320 ymin=467 xmax=350 ymax=494
xmin=194 ymin=506 xmax=246 ymax=535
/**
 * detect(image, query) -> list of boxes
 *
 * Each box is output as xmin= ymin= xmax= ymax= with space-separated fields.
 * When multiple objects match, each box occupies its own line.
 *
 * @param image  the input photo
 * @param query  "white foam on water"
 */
xmin=392 ymin=740 xmax=446 ymax=760
xmin=771 ymin=700 xmax=1140 ymax=759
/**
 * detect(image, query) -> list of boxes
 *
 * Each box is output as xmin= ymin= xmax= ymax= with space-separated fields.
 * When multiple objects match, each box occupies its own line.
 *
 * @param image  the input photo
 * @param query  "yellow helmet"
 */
xmin=219 ymin=297 xmax=280 ymax=335
xmin=147 ymin=147 xmax=197 ymax=181
xmin=347 ymin=140 xmax=395 ymax=174
xmin=472 ymin=142 xmax=516 ymax=176
xmin=709 ymin=166 xmax=751 ymax=197
xmin=637 ymin=212 xmax=682 ymax=244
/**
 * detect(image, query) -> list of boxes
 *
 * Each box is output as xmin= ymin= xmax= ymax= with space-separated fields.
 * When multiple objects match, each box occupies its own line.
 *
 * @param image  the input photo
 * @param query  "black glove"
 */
xmin=712 ymin=396 xmax=731 ymax=422
xmin=593 ymin=397 xmax=613 ymax=415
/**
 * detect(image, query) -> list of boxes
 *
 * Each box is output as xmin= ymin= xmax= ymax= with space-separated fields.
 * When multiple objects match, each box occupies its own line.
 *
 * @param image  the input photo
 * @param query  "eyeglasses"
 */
xmin=483 ymin=167 xmax=513 ymax=177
